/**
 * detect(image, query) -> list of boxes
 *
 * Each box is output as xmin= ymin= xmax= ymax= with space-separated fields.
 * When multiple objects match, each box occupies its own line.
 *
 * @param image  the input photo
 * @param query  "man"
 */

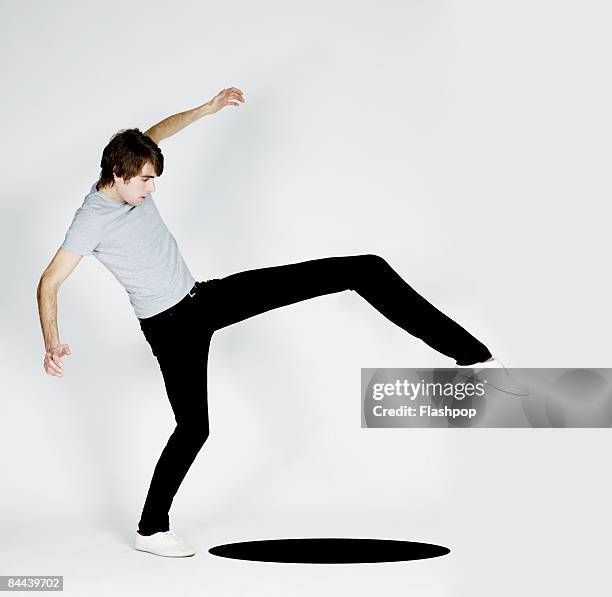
xmin=37 ymin=86 xmax=527 ymax=558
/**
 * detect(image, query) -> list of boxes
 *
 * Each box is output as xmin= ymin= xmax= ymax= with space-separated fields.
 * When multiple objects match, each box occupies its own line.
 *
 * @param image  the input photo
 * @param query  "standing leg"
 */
xmin=137 ymin=324 xmax=213 ymax=535
xmin=198 ymin=254 xmax=491 ymax=365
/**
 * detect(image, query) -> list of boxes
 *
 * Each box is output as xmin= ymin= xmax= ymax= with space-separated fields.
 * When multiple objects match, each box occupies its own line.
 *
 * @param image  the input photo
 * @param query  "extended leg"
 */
xmin=197 ymin=254 xmax=491 ymax=365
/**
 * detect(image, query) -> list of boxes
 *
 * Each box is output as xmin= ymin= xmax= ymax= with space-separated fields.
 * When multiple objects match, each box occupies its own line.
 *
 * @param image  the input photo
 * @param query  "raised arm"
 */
xmin=144 ymin=87 xmax=245 ymax=144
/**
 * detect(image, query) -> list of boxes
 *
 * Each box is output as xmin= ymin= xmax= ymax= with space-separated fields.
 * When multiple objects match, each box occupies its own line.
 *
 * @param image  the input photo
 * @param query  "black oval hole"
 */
xmin=209 ymin=537 xmax=450 ymax=564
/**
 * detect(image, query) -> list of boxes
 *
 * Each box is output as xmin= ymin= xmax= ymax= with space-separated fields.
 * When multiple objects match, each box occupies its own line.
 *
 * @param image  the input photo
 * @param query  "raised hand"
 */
xmin=207 ymin=87 xmax=245 ymax=115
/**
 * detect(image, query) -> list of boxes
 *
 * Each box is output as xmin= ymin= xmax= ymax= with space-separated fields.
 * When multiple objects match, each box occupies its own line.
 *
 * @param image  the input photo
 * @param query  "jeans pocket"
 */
xmin=142 ymin=312 xmax=194 ymax=358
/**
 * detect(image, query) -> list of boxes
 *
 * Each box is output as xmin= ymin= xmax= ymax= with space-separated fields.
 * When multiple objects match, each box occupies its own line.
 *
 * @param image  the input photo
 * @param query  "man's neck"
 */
xmin=98 ymin=184 xmax=125 ymax=204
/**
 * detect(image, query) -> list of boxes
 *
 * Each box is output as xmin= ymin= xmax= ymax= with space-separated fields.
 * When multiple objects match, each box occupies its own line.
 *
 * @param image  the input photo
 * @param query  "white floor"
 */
xmin=3 ymin=488 xmax=610 ymax=597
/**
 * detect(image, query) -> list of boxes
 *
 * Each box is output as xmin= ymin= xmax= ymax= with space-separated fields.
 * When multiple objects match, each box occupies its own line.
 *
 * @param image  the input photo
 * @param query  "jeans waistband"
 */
xmin=138 ymin=282 xmax=200 ymax=324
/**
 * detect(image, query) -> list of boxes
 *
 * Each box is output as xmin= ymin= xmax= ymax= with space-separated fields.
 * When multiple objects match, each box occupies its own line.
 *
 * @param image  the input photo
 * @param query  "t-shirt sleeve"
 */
xmin=61 ymin=204 xmax=104 ymax=256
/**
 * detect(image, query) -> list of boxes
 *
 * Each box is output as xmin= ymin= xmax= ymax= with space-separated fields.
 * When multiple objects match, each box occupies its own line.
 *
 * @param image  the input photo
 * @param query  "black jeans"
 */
xmin=136 ymin=254 xmax=491 ymax=534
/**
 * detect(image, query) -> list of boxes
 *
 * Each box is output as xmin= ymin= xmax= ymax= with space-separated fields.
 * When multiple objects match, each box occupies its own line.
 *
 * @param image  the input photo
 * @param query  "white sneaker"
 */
xmin=455 ymin=356 xmax=530 ymax=397
xmin=133 ymin=530 xmax=196 ymax=557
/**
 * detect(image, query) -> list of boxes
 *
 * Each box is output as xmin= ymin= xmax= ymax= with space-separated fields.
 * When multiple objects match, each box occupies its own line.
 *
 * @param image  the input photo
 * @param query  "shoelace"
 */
xmin=163 ymin=531 xmax=183 ymax=542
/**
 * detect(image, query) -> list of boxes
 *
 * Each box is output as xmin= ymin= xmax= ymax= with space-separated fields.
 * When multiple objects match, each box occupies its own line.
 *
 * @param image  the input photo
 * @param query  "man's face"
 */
xmin=113 ymin=162 xmax=157 ymax=206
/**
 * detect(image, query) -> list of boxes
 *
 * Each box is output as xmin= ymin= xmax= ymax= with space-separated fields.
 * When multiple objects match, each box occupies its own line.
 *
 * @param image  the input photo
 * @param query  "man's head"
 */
xmin=96 ymin=128 xmax=163 ymax=206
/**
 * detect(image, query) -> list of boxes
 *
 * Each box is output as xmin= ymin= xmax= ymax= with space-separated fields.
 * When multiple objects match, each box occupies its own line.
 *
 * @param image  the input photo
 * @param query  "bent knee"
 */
xmin=358 ymin=253 xmax=387 ymax=270
xmin=343 ymin=254 xmax=388 ymax=291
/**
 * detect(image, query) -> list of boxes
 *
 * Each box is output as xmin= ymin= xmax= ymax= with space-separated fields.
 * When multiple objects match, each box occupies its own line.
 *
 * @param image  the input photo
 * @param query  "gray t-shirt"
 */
xmin=61 ymin=181 xmax=196 ymax=319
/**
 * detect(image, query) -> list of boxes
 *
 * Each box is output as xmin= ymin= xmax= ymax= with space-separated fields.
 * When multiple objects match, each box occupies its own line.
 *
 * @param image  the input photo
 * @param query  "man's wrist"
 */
xmin=197 ymin=102 xmax=215 ymax=117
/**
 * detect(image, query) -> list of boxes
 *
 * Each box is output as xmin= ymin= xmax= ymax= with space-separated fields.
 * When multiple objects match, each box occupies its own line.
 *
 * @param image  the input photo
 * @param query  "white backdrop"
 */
xmin=1 ymin=0 xmax=611 ymax=595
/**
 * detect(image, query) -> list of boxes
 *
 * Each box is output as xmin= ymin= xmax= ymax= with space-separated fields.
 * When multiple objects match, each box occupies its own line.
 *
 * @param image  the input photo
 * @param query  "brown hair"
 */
xmin=96 ymin=128 xmax=164 ymax=191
